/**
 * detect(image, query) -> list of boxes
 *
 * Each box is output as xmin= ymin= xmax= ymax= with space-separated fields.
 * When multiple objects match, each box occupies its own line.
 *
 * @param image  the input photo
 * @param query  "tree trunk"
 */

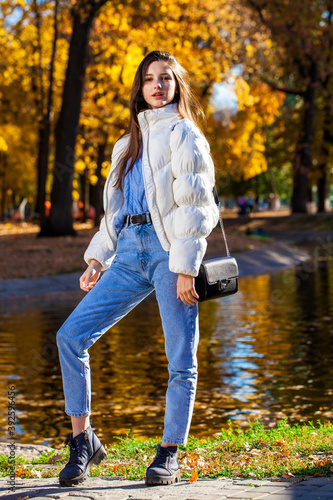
xmin=268 ymin=166 xmax=276 ymax=195
xmin=317 ymin=97 xmax=332 ymax=213
xmin=0 ymin=152 xmax=7 ymax=220
xmin=291 ymin=63 xmax=317 ymax=213
xmin=317 ymin=173 xmax=327 ymax=213
xmin=35 ymin=119 xmax=51 ymax=222
xmin=79 ymin=170 xmax=89 ymax=223
xmin=35 ymin=0 xmax=58 ymax=225
xmin=0 ymin=185 xmax=6 ymax=221
xmin=40 ymin=3 xmax=96 ymax=236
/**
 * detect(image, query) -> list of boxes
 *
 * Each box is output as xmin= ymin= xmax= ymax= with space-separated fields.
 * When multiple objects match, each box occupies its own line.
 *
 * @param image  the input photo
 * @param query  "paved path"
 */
xmin=0 ymin=242 xmax=309 ymax=300
xmin=1 ymin=476 xmax=333 ymax=499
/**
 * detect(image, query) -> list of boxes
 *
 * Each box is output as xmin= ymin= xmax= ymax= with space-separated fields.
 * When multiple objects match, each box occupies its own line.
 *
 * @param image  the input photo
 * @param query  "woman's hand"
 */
xmin=79 ymin=260 xmax=102 ymax=292
xmin=177 ymin=273 xmax=199 ymax=305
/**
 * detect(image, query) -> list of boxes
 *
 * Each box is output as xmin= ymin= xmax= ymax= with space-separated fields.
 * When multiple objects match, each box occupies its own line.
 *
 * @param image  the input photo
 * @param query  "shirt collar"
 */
xmin=138 ymin=103 xmax=181 ymax=128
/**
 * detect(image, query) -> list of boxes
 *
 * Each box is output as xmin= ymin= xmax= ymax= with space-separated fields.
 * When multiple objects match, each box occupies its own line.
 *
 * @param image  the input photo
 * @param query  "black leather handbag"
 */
xmin=195 ymin=188 xmax=239 ymax=302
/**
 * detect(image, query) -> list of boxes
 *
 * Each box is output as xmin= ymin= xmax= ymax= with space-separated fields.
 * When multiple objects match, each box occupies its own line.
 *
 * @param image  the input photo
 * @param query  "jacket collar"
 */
xmin=138 ymin=103 xmax=181 ymax=129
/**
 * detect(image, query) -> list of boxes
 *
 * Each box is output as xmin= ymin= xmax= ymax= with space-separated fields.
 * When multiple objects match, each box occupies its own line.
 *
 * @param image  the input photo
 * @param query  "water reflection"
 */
xmin=0 ymin=260 xmax=332 ymax=446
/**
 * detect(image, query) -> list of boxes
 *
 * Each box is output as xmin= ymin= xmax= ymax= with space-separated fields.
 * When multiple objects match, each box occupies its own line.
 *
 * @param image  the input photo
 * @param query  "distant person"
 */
xmin=237 ymin=195 xmax=248 ymax=216
xmin=247 ymin=194 xmax=254 ymax=213
xmin=267 ymin=192 xmax=275 ymax=210
xmin=56 ymin=51 xmax=219 ymax=488
xmin=87 ymin=204 xmax=96 ymax=221
xmin=254 ymin=194 xmax=259 ymax=212
xmin=14 ymin=198 xmax=28 ymax=221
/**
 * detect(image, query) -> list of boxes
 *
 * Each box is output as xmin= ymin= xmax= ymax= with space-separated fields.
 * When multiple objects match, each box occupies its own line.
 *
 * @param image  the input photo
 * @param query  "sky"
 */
xmin=211 ymin=64 xmax=242 ymax=121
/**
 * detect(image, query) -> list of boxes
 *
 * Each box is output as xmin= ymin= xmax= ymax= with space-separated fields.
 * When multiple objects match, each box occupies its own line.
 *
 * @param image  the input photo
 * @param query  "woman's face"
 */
xmin=142 ymin=60 xmax=177 ymax=109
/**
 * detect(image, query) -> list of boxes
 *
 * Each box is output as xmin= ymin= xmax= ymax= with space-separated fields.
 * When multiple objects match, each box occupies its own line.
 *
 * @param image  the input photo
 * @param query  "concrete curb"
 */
xmin=0 ymin=242 xmax=310 ymax=301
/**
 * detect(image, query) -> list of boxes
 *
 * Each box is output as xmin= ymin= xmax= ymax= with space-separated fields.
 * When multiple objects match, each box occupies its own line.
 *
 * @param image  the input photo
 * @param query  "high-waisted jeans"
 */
xmin=57 ymin=223 xmax=199 ymax=445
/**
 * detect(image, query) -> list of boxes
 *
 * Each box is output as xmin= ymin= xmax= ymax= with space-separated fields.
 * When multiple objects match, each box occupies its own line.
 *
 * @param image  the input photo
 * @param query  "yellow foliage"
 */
xmin=72 ymin=190 xmax=80 ymax=201
xmin=209 ymin=77 xmax=285 ymax=181
xmin=75 ymin=159 xmax=86 ymax=174
xmin=0 ymin=136 xmax=8 ymax=152
xmin=0 ymin=0 xmax=285 ymax=199
xmin=90 ymin=174 xmax=98 ymax=186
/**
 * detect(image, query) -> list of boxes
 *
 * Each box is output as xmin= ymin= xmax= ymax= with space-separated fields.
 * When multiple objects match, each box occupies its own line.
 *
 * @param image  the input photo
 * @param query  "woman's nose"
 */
xmin=154 ymin=81 xmax=162 ymax=88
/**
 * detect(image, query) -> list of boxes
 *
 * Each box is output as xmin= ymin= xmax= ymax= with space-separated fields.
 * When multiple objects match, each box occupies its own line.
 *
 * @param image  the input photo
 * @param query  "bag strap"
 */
xmin=213 ymin=186 xmax=230 ymax=257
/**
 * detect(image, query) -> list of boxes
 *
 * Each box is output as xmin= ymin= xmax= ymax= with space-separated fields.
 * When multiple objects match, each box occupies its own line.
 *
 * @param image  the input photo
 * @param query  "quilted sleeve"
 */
xmin=83 ymin=215 xmax=116 ymax=271
xmin=83 ymin=138 xmax=127 ymax=270
xmin=169 ymin=120 xmax=219 ymax=276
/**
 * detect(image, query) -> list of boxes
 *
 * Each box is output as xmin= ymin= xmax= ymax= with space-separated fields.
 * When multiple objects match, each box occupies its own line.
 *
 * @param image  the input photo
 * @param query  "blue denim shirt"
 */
xmin=113 ymin=153 xmax=149 ymax=235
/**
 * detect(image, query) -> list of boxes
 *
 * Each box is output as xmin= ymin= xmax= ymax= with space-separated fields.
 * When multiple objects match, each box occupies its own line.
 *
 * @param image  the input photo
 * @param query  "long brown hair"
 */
xmin=114 ymin=50 xmax=204 ymax=189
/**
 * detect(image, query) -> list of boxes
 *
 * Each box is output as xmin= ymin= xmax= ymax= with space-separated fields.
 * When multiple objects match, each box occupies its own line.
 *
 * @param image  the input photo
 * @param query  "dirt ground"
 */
xmin=0 ymin=212 xmax=332 ymax=280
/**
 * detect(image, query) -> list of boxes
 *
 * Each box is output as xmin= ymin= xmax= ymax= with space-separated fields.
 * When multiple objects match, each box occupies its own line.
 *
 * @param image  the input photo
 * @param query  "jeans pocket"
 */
xmin=117 ymin=226 xmax=126 ymax=241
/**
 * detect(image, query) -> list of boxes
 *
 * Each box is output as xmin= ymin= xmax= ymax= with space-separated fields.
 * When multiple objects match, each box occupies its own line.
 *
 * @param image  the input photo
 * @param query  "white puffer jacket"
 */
xmin=84 ymin=103 xmax=219 ymax=276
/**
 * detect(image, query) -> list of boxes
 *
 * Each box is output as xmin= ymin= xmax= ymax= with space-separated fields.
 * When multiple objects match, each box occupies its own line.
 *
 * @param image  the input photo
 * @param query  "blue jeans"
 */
xmin=57 ymin=223 xmax=199 ymax=445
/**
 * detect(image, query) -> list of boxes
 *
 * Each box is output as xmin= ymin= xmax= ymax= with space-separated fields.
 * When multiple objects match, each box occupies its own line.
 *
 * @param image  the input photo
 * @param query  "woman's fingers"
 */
xmin=79 ymin=262 xmax=102 ymax=292
xmin=177 ymin=274 xmax=198 ymax=305
xmin=178 ymin=289 xmax=197 ymax=305
xmin=181 ymin=294 xmax=197 ymax=305
xmin=80 ymin=272 xmax=93 ymax=291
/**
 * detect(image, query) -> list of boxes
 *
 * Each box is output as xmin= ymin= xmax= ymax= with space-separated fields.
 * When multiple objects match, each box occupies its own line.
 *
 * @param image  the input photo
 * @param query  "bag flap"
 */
xmin=202 ymin=257 xmax=239 ymax=284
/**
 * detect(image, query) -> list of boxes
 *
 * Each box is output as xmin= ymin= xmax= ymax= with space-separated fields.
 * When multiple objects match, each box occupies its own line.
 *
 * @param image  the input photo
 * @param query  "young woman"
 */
xmin=57 ymin=50 xmax=219 ymax=487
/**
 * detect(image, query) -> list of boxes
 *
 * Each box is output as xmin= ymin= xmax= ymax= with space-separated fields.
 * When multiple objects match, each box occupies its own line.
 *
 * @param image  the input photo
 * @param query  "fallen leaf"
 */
xmin=189 ymin=470 xmax=198 ymax=482
xmin=258 ymin=440 xmax=268 ymax=449
xmin=273 ymin=440 xmax=287 ymax=448
xmin=29 ymin=468 xmax=42 ymax=478
xmin=217 ymin=439 xmax=230 ymax=451
xmin=244 ymin=441 xmax=251 ymax=451
xmin=47 ymin=453 xmax=63 ymax=463
xmin=282 ymin=471 xmax=294 ymax=478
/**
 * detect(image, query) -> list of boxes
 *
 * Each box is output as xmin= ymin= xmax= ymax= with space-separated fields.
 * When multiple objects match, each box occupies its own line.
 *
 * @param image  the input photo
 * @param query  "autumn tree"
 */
xmin=243 ymin=0 xmax=333 ymax=213
xmin=207 ymin=76 xmax=285 ymax=194
xmin=0 ymin=0 xmax=71 ymax=219
xmin=40 ymin=0 xmax=109 ymax=236
xmin=71 ymin=0 xmax=286 ymax=219
xmin=72 ymin=0 xmax=249 ymax=214
xmin=315 ymin=4 xmax=333 ymax=212
xmin=1 ymin=0 xmax=309 ymax=223
xmin=33 ymin=0 xmax=59 ymax=223
xmin=0 ymin=2 xmax=40 ymax=217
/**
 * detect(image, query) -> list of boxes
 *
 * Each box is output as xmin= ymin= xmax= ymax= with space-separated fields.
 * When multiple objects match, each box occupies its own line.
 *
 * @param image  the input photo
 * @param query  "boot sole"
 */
xmin=59 ymin=445 xmax=107 ymax=487
xmin=145 ymin=469 xmax=181 ymax=486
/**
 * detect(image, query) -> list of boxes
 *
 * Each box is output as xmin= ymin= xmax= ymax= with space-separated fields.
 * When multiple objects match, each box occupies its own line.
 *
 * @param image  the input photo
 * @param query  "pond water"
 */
xmin=1 ymin=259 xmax=332 ymax=447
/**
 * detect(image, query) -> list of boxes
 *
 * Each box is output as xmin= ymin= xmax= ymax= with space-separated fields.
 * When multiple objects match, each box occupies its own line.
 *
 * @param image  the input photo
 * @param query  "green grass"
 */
xmin=1 ymin=420 xmax=332 ymax=481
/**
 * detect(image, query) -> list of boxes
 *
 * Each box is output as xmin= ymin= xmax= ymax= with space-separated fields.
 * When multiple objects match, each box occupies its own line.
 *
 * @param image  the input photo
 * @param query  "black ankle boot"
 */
xmin=59 ymin=425 xmax=107 ymax=486
xmin=145 ymin=444 xmax=181 ymax=486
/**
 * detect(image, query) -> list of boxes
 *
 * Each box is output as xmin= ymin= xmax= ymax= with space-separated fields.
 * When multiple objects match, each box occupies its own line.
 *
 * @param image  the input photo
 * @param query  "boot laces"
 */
xmin=152 ymin=446 xmax=175 ymax=466
xmin=157 ymin=447 xmax=173 ymax=458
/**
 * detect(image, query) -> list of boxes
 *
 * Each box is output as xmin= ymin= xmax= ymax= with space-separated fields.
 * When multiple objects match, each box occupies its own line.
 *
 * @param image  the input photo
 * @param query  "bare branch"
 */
xmin=260 ymin=77 xmax=305 ymax=97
